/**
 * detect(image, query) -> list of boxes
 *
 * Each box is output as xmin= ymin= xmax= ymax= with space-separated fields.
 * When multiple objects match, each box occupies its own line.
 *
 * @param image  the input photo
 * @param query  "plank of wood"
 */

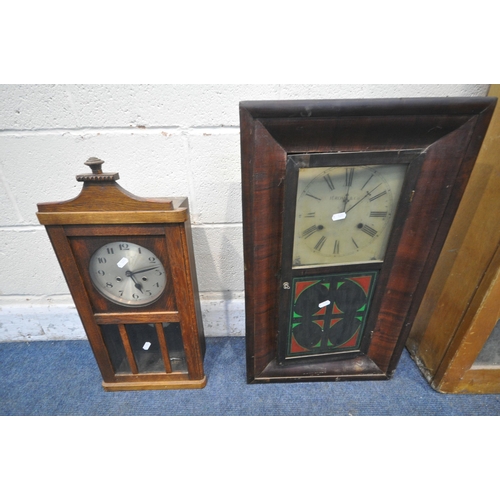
xmin=407 ymin=85 xmax=500 ymax=387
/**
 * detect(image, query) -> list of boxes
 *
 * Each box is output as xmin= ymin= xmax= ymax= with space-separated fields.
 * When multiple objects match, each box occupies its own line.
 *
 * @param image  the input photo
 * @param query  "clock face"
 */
xmin=89 ymin=241 xmax=167 ymax=307
xmin=292 ymin=164 xmax=407 ymax=267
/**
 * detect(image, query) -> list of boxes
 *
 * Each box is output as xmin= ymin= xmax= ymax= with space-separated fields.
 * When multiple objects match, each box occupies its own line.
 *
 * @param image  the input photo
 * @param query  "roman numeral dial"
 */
xmin=293 ymin=163 xmax=407 ymax=267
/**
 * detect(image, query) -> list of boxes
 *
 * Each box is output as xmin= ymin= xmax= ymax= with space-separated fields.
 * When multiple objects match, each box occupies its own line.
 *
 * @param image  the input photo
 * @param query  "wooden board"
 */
xmin=407 ymin=85 xmax=500 ymax=393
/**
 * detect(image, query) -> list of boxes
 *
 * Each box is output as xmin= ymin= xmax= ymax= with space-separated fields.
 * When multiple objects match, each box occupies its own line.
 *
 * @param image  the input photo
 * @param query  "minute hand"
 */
xmin=128 ymin=266 xmax=159 ymax=276
xmin=345 ymin=183 xmax=382 ymax=214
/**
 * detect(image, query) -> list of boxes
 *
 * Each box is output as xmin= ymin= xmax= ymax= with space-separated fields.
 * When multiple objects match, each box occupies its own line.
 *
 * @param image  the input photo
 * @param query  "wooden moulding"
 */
xmin=36 ymin=211 xmax=189 ymax=225
xmin=94 ymin=312 xmax=180 ymax=324
xmin=407 ymin=85 xmax=500 ymax=394
xmin=36 ymin=161 xmax=188 ymax=224
xmin=36 ymin=180 xmax=188 ymax=224
xmin=102 ymin=376 xmax=207 ymax=392
xmin=240 ymin=97 xmax=496 ymax=384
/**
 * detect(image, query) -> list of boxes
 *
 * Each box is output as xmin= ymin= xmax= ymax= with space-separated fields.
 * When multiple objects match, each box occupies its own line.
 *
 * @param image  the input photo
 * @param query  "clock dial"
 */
xmin=292 ymin=164 xmax=407 ymax=267
xmin=89 ymin=242 xmax=167 ymax=307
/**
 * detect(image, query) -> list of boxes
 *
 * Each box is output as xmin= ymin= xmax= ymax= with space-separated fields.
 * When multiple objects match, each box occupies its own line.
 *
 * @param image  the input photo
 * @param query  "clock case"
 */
xmin=240 ymin=97 xmax=496 ymax=384
xmin=37 ymin=159 xmax=206 ymax=391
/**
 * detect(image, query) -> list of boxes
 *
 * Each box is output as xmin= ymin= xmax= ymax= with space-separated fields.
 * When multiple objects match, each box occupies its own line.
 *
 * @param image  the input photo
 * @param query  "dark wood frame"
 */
xmin=37 ymin=164 xmax=206 ymax=391
xmin=240 ymin=98 xmax=496 ymax=384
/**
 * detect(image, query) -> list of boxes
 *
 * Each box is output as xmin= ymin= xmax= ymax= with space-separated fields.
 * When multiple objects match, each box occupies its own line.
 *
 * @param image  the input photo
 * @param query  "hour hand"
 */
xmin=125 ymin=270 xmax=144 ymax=293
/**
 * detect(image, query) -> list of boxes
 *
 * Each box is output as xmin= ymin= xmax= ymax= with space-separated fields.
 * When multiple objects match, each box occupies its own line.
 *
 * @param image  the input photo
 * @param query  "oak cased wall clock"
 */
xmin=37 ymin=158 xmax=206 ymax=391
xmin=240 ymin=98 xmax=496 ymax=384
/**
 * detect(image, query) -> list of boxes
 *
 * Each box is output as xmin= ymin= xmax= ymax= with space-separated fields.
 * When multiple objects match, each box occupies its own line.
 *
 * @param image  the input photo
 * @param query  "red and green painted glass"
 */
xmin=287 ymin=271 xmax=377 ymax=358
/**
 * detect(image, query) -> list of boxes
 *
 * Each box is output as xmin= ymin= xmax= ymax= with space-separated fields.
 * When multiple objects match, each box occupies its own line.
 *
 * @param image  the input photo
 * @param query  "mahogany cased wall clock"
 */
xmin=37 ymin=158 xmax=206 ymax=391
xmin=240 ymin=98 xmax=496 ymax=384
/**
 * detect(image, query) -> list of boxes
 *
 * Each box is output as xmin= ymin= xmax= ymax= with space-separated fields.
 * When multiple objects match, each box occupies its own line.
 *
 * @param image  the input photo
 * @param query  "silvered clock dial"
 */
xmin=89 ymin=241 xmax=167 ymax=307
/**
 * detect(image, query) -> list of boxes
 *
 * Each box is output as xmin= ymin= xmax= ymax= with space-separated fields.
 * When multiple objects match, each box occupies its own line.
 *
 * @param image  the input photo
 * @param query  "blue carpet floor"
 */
xmin=1 ymin=336 xmax=500 ymax=415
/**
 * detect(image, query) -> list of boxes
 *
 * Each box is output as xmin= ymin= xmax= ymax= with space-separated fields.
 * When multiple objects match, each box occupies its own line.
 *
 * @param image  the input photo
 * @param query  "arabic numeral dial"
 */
xmin=88 ymin=241 xmax=168 ymax=307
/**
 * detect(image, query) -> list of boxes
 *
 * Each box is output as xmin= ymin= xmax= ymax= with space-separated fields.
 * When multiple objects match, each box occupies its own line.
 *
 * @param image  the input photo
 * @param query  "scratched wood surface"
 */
xmin=407 ymin=85 xmax=500 ymax=393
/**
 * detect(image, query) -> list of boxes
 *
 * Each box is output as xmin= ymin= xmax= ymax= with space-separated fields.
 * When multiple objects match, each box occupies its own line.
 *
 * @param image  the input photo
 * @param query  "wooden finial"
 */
xmin=77 ymin=157 xmax=119 ymax=182
xmin=84 ymin=157 xmax=105 ymax=175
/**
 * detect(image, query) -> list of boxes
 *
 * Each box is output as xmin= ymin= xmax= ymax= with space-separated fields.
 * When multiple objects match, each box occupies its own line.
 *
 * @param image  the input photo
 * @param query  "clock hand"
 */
xmin=128 ymin=266 xmax=159 ymax=276
xmin=345 ymin=193 xmax=369 ymax=214
xmin=345 ymin=183 xmax=383 ymax=214
xmin=333 ymin=178 xmax=353 ymax=219
xmin=342 ymin=187 xmax=351 ymax=212
xmin=342 ymin=168 xmax=355 ymax=210
xmin=342 ymin=195 xmax=349 ymax=212
xmin=125 ymin=270 xmax=144 ymax=293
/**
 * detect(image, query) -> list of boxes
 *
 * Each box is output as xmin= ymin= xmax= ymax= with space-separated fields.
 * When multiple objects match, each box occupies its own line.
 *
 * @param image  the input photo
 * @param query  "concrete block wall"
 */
xmin=0 ymin=84 xmax=489 ymax=341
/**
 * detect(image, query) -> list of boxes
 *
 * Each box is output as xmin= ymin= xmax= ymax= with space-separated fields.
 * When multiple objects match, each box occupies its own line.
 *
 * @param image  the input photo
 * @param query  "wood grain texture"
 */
xmin=379 ymin=116 xmax=489 ymax=375
xmin=118 ymin=324 xmax=139 ymax=374
xmin=407 ymin=85 xmax=500 ymax=393
xmin=94 ymin=312 xmax=180 ymax=324
xmin=36 ymin=210 xmax=188 ymax=225
xmin=37 ymin=179 xmax=188 ymax=224
xmin=156 ymin=322 xmax=173 ymax=373
xmin=178 ymin=198 xmax=206 ymax=359
xmin=433 ymin=243 xmax=500 ymax=392
xmin=102 ymin=376 xmax=207 ymax=391
xmin=165 ymin=223 xmax=205 ymax=380
xmin=241 ymin=98 xmax=496 ymax=384
xmin=37 ymin=178 xmax=173 ymax=212
xmin=37 ymin=164 xmax=206 ymax=391
xmin=259 ymin=354 xmax=386 ymax=383
xmin=240 ymin=108 xmax=287 ymax=381
xmin=44 ymin=226 xmax=116 ymax=382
